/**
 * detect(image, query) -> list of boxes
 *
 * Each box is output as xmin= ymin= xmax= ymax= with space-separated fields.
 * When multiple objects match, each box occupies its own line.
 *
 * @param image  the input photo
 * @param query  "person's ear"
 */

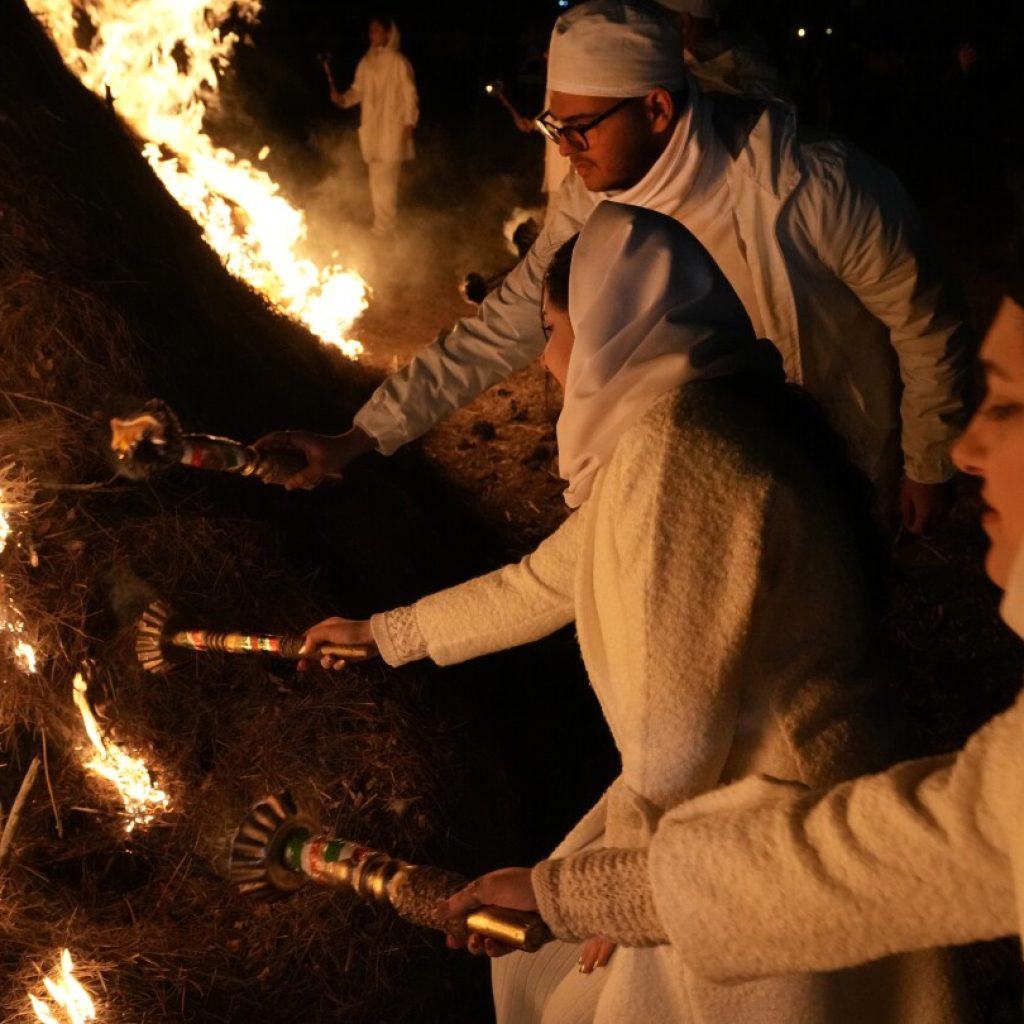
xmin=644 ymin=88 xmax=677 ymax=133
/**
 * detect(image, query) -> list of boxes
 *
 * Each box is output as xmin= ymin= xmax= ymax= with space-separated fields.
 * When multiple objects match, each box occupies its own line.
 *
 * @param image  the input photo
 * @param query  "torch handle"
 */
xmin=166 ymin=630 xmax=375 ymax=662
xmin=279 ymin=836 xmax=553 ymax=953
xmin=462 ymin=906 xmax=553 ymax=954
xmin=322 ymin=60 xmax=339 ymax=95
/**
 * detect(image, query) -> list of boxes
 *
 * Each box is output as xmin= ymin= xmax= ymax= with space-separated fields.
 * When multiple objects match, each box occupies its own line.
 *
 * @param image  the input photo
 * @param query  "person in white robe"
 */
xmin=302 ymin=202 xmax=962 ymax=1024
xmin=329 ymin=15 xmax=418 ymax=237
xmin=444 ymin=209 xmax=1024 ymax=1009
xmin=263 ymin=0 xmax=971 ymax=538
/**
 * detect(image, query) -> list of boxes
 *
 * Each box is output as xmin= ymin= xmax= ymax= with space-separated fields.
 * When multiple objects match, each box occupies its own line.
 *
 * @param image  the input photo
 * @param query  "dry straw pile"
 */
xmin=0 ymin=4 xmax=502 ymax=1020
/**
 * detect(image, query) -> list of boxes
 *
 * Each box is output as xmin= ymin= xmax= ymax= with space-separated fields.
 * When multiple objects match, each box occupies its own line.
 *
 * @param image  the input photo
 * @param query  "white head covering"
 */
xmin=370 ymin=17 xmax=401 ymax=53
xmin=556 ymin=202 xmax=783 ymax=507
xmin=656 ymin=0 xmax=716 ymax=16
xmin=548 ymin=0 xmax=686 ymax=98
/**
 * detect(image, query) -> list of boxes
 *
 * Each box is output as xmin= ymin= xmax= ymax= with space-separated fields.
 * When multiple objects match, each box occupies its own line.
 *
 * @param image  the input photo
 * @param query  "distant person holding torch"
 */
xmin=323 ymin=13 xmax=418 ymax=238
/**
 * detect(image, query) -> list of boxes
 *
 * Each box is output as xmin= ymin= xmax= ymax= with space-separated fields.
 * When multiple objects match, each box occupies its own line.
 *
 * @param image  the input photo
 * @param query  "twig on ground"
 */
xmin=0 ymin=754 xmax=40 ymax=867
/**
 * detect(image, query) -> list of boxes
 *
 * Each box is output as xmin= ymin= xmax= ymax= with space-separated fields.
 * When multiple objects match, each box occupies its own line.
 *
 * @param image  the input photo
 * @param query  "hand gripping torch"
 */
xmin=110 ymin=398 xmax=308 ymax=487
xmin=136 ymin=601 xmax=375 ymax=674
xmin=229 ymin=791 xmax=553 ymax=953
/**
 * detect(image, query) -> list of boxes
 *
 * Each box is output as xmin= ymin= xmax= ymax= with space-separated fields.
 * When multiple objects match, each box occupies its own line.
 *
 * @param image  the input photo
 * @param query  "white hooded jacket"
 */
xmin=355 ymin=81 xmax=970 ymax=486
xmin=338 ymin=23 xmax=418 ymax=164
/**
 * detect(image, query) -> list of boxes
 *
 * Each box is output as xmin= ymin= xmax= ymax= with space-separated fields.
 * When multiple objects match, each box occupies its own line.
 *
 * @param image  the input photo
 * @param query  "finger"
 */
xmin=467 ymin=933 xmax=486 ymax=956
xmin=594 ymin=941 xmax=615 ymax=968
xmin=483 ymin=938 xmax=515 ymax=958
xmin=252 ymin=431 xmax=292 ymax=451
xmin=331 ymin=658 xmax=347 ymax=671
xmin=302 ymin=620 xmax=347 ymax=652
xmin=442 ymin=882 xmax=482 ymax=921
xmin=284 ymin=469 xmax=320 ymax=492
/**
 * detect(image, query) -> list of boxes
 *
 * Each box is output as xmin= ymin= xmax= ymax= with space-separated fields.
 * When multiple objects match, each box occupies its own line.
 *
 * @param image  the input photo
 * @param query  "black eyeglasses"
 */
xmin=535 ymin=97 xmax=638 ymax=151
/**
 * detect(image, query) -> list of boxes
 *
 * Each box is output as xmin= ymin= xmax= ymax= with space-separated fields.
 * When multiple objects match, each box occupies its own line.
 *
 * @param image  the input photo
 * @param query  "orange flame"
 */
xmin=27 ymin=0 xmax=368 ymax=358
xmin=29 ymin=949 xmax=97 ymax=1024
xmin=72 ymin=673 xmax=169 ymax=832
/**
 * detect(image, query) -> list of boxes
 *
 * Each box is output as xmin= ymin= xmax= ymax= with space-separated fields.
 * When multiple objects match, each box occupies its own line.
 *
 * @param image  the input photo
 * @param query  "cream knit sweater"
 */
xmin=533 ymin=686 xmax=1024 ymax=981
xmin=374 ymin=381 xmax=959 ymax=1024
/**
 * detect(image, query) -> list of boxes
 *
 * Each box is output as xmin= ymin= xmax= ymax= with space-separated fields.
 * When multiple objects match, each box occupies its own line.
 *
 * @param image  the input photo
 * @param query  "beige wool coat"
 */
xmin=533 ymin=685 xmax=1024 ymax=984
xmin=373 ymin=380 xmax=960 ymax=1024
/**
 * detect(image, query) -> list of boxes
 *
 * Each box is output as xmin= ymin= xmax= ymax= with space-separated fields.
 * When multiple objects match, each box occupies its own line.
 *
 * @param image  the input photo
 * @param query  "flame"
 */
xmin=72 ymin=672 xmax=169 ymax=832
xmin=29 ymin=949 xmax=97 ymax=1024
xmin=14 ymin=640 xmax=38 ymax=674
xmin=0 ymin=503 xmax=11 ymax=554
xmin=27 ymin=0 xmax=368 ymax=358
xmin=0 ymin=469 xmax=39 ymax=673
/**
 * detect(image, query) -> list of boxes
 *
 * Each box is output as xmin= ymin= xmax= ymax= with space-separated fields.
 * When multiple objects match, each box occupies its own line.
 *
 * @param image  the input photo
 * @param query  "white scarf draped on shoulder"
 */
xmin=557 ymin=202 xmax=783 ymax=508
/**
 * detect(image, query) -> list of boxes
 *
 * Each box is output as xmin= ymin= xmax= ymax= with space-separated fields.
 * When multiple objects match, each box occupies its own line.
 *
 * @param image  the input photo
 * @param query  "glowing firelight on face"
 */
xmin=29 ymin=949 xmax=97 ymax=1024
xmin=72 ymin=673 xmax=169 ymax=832
xmin=26 ymin=0 xmax=368 ymax=359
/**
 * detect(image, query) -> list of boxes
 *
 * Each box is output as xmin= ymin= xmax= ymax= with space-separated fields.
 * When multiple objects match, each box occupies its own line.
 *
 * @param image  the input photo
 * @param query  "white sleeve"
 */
xmin=339 ymin=59 xmax=363 ymax=108
xmin=808 ymin=148 xmax=972 ymax=483
xmin=648 ymin=691 xmax=1024 ymax=979
xmin=353 ymin=183 xmax=592 ymax=454
xmin=373 ymin=507 xmax=582 ymax=666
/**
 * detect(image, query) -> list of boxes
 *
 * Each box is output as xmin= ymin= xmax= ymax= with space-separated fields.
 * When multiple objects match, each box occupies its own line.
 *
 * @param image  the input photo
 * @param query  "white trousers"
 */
xmin=492 ymin=938 xmax=608 ymax=1024
xmin=366 ymin=159 xmax=401 ymax=234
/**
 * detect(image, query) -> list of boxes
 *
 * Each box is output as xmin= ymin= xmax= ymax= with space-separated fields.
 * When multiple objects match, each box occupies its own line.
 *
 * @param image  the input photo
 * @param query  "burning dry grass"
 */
xmin=0 ymin=5 xmax=492 ymax=1021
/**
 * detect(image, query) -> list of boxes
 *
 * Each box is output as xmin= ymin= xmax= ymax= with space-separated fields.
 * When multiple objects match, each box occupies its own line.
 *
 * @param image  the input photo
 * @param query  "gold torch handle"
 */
xmin=464 ymin=906 xmax=553 ymax=954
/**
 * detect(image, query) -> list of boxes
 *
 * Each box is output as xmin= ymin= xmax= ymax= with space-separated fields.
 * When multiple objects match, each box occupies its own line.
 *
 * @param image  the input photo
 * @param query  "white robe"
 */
xmin=373 ymin=382 xmax=959 ymax=1023
xmin=354 ymin=81 xmax=970 ymax=492
xmin=338 ymin=29 xmax=418 ymax=165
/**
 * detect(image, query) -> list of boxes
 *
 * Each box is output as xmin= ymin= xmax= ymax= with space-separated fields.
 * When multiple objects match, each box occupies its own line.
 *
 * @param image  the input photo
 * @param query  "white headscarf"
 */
xmin=556 ymin=202 xmax=783 ymax=508
xmin=548 ymin=0 xmax=686 ymax=97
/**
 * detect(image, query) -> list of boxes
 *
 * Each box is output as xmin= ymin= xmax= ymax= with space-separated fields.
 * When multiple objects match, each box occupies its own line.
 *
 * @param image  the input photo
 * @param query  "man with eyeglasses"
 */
xmin=260 ymin=0 xmax=970 ymax=537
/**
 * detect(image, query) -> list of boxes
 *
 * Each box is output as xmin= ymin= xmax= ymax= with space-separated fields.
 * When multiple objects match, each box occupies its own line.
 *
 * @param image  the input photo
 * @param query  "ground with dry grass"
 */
xmin=2 ymin=2 xmax=1023 ymax=1022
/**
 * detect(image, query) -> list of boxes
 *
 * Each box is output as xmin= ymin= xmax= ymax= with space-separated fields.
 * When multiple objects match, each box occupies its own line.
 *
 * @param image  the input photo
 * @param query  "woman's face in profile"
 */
xmin=541 ymin=293 xmax=575 ymax=389
xmin=954 ymin=296 xmax=1024 ymax=588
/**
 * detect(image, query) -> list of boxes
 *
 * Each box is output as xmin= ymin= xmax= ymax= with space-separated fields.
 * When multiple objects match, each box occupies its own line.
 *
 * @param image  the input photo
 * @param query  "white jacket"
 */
xmin=339 ymin=26 xmax=418 ymax=164
xmin=534 ymin=685 xmax=1024 ymax=988
xmin=373 ymin=381 xmax=958 ymax=1023
xmin=355 ymin=86 xmax=970 ymax=486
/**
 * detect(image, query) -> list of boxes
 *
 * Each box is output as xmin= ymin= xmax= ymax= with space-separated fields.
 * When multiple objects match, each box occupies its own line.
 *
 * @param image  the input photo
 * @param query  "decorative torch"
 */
xmin=136 ymin=600 xmax=374 ymax=674
xmin=230 ymin=791 xmax=552 ymax=953
xmin=110 ymin=399 xmax=308 ymax=487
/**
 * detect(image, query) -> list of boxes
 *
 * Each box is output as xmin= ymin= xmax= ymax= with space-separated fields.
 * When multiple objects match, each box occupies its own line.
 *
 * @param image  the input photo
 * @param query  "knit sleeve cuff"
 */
xmin=531 ymin=849 xmax=668 ymax=947
xmin=370 ymin=605 xmax=428 ymax=667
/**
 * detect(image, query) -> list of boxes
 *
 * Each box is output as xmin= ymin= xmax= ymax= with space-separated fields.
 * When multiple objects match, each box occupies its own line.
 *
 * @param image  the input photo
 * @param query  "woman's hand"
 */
xmin=252 ymin=426 xmax=375 ymax=491
xmin=301 ymin=616 xmax=377 ymax=671
xmin=440 ymin=867 xmax=538 ymax=958
xmin=578 ymin=936 xmax=616 ymax=974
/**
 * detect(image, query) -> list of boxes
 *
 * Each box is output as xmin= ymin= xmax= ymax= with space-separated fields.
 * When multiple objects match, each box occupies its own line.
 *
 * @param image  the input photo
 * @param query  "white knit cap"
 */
xmin=548 ymin=1 xmax=686 ymax=98
xmin=656 ymin=0 xmax=716 ymax=16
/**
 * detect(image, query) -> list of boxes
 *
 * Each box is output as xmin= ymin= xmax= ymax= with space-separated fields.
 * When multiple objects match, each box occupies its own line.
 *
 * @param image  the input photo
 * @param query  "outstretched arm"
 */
xmin=352 ymin=184 xmax=593 ymax=455
xmin=530 ymin=689 xmax=1023 ymax=974
xmin=370 ymin=507 xmax=582 ymax=667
